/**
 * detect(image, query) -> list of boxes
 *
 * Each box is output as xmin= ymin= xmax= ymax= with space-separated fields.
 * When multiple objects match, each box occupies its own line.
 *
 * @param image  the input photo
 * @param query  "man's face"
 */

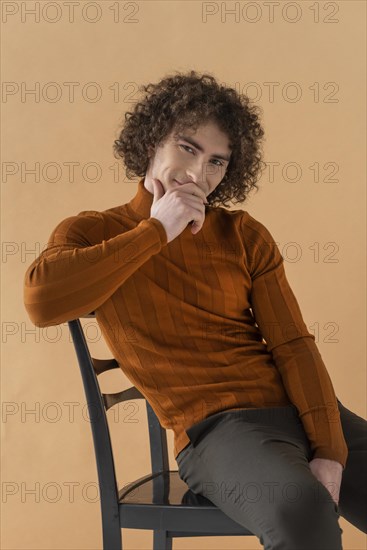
xmin=144 ymin=119 xmax=232 ymax=199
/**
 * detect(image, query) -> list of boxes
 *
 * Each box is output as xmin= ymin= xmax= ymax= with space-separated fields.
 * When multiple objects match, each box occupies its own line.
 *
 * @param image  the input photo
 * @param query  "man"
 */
xmin=24 ymin=70 xmax=366 ymax=548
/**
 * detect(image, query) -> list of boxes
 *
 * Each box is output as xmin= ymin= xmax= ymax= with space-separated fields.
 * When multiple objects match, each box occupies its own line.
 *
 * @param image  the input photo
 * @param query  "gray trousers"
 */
xmin=176 ymin=398 xmax=367 ymax=550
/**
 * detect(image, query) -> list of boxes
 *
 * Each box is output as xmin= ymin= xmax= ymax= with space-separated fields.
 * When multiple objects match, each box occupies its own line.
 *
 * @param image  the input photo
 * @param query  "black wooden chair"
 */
xmin=68 ymin=312 xmax=254 ymax=550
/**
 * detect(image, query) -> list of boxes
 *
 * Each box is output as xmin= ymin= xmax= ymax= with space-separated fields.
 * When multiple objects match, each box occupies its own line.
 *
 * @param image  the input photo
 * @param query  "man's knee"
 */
xmin=268 ymin=491 xmax=343 ymax=550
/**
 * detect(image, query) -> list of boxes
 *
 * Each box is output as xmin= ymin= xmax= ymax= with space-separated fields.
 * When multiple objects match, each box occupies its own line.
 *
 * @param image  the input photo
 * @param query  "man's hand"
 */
xmin=150 ymin=179 xmax=208 ymax=243
xmin=308 ymin=457 xmax=343 ymax=506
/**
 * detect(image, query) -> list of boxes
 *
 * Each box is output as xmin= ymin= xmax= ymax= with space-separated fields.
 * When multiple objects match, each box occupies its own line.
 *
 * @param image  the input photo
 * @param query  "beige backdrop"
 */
xmin=2 ymin=1 xmax=366 ymax=549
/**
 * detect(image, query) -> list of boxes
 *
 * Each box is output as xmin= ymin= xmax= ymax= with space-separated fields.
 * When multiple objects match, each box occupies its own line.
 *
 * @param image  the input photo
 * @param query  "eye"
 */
xmin=179 ymin=144 xmax=194 ymax=154
xmin=180 ymin=144 xmax=224 ymax=167
xmin=211 ymin=159 xmax=224 ymax=167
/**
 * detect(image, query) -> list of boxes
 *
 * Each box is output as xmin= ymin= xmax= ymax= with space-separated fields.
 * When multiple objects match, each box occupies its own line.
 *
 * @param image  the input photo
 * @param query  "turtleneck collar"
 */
xmin=127 ymin=177 xmax=154 ymax=220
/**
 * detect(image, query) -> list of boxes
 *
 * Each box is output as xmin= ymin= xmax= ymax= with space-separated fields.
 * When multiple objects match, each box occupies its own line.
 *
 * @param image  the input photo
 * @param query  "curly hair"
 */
xmin=113 ymin=70 xmax=266 ymax=208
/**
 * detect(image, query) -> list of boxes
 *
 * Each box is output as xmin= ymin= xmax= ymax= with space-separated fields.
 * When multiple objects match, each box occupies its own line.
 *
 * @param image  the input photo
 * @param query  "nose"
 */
xmin=185 ymin=158 xmax=212 ymax=190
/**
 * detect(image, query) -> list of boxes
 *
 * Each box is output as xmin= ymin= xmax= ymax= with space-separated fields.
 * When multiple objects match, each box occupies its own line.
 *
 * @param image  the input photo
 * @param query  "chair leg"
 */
xmin=102 ymin=524 xmax=122 ymax=550
xmin=153 ymin=530 xmax=172 ymax=550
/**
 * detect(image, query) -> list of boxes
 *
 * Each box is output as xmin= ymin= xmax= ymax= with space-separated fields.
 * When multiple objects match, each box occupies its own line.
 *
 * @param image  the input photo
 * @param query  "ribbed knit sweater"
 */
xmin=23 ymin=178 xmax=348 ymax=467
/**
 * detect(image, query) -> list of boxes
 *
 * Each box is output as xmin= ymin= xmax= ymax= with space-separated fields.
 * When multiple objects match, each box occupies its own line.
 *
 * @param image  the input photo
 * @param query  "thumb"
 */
xmin=151 ymin=178 xmax=164 ymax=202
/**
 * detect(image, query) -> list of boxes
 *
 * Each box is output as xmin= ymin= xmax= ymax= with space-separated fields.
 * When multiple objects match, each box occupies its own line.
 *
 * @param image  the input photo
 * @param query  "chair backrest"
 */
xmin=67 ymin=313 xmax=171 ymax=511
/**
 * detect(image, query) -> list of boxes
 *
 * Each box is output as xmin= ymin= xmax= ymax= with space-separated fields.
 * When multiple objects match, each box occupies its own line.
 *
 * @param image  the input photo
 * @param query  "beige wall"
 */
xmin=2 ymin=1 xmax=366 ymax=549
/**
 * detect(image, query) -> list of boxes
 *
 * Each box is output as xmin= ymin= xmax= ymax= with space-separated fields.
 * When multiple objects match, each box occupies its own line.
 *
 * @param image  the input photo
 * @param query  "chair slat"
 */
xmin=102 ymin=386 xmax=144 ymax=411
xmin=92 ymin=357 xmax=120 ymax=375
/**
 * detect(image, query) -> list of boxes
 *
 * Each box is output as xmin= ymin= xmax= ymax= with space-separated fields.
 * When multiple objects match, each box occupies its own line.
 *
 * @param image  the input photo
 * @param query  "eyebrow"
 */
xmin=176 ymin=134 xmax=232 ymax=162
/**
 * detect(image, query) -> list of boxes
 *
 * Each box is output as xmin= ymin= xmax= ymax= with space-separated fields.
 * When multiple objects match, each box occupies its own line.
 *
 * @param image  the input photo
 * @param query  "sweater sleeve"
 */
xmin=23 ymin=211 xmax=168 ymax=328
xmin=242 ymin=213 xmax=348 ymax=469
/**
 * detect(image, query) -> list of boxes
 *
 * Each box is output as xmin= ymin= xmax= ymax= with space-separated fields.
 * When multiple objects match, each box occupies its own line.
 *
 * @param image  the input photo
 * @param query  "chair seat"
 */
xmin=118 ymin=470 xmax=254 ymax=536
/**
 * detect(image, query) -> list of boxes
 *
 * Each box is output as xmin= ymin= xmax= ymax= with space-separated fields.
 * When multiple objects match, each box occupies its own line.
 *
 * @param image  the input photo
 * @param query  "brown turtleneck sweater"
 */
xmin=23 ymin=178 xmax=348 ymax=467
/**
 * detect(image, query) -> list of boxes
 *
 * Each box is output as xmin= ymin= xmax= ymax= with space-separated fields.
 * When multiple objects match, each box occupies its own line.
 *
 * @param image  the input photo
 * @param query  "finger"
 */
xmin=176 ymin=182 xmax=208 ymax=204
